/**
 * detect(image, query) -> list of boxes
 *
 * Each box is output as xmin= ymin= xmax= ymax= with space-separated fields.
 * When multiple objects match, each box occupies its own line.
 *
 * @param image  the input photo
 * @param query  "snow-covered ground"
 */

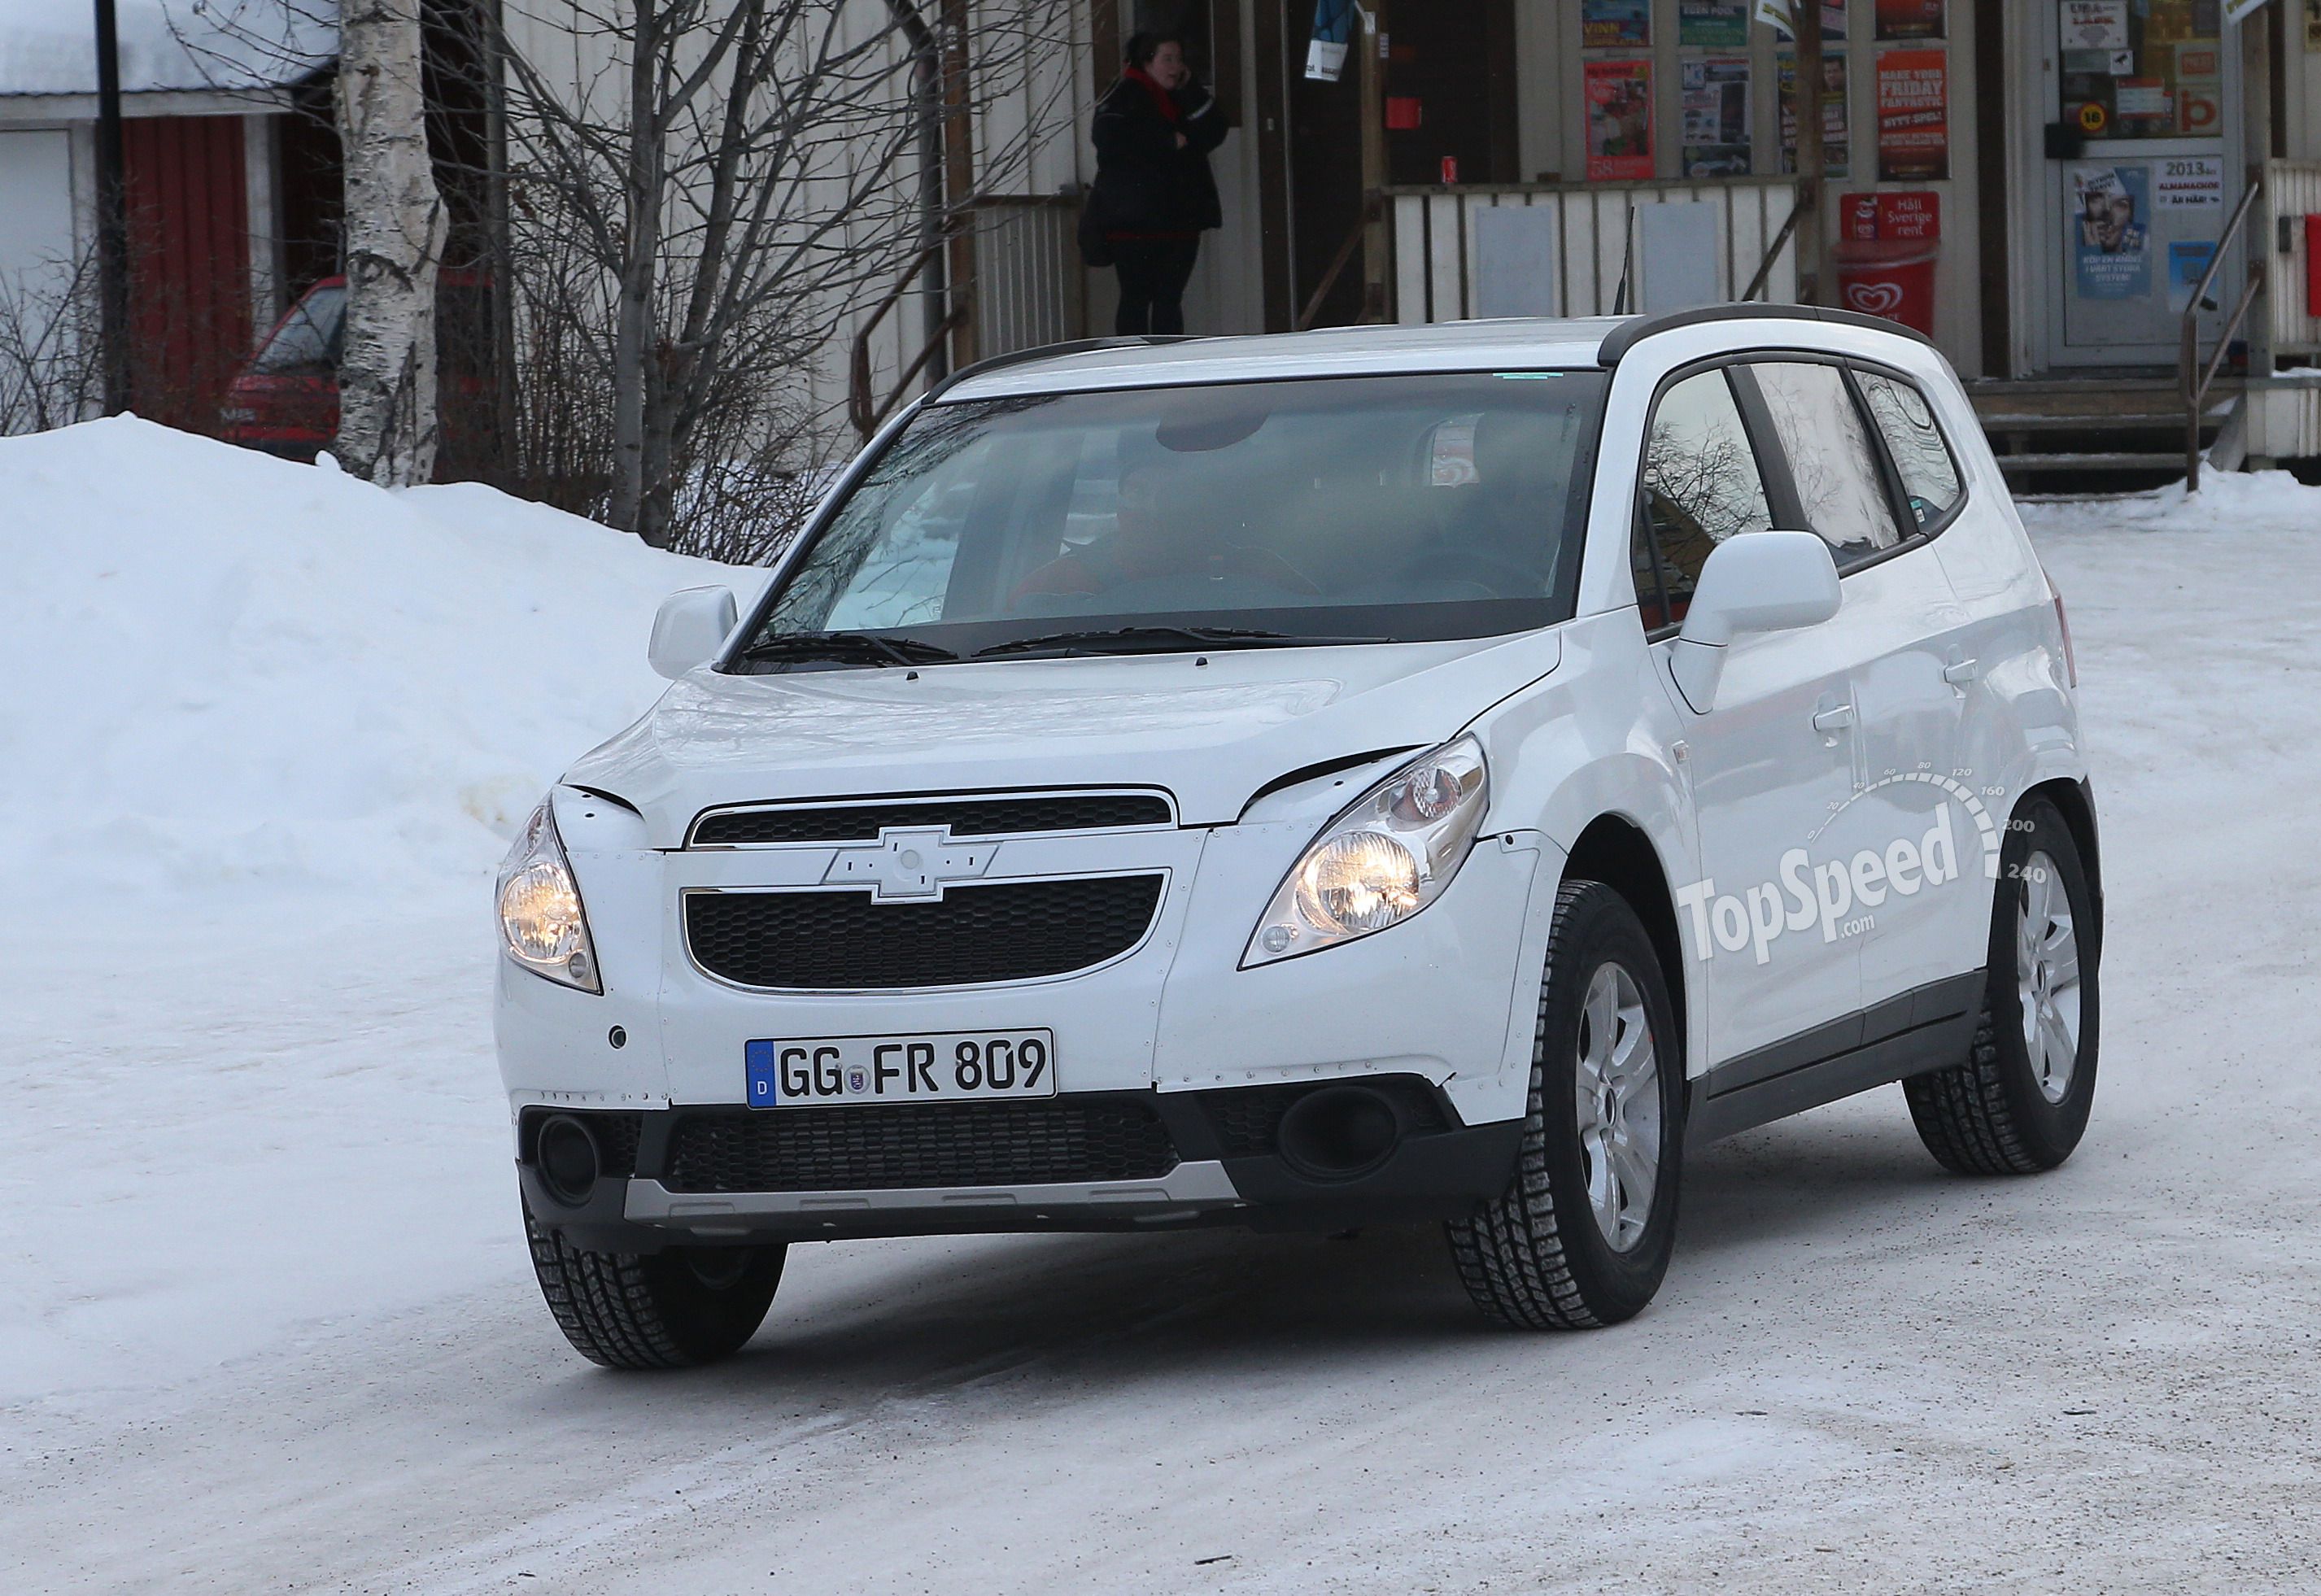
xmin=5 ymin=422 xmax=2320 ymax=1591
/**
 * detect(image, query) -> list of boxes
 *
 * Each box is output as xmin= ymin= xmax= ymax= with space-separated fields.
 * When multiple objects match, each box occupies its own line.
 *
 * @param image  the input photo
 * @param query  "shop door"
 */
xmin=2037 ymin=0 xmax=2242 ymax=368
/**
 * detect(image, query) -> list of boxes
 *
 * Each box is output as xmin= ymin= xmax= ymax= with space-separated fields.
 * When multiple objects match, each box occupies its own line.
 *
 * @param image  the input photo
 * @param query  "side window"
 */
xmin=1638 ymin=368 xmax=1774 ymax=625
xmin=1856 ymin=370 xmax=1964 ymax=529
xmin=1743 ymin=361 xmax=1904 ymax=565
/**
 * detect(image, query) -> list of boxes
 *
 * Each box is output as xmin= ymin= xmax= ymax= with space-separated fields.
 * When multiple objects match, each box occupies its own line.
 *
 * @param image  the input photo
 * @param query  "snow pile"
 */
xmin=0 ymin=0 xmax=334 ymax=98
xmin=2014 ymin=466 xmax=2321 ymax=539
xmin=0 ymin=416 xmax=757 ymax=908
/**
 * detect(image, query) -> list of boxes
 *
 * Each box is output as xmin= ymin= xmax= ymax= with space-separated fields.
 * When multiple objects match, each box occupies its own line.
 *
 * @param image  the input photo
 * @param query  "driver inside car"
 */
xmin=1010 ymin=461 xmax=1320 ymax=606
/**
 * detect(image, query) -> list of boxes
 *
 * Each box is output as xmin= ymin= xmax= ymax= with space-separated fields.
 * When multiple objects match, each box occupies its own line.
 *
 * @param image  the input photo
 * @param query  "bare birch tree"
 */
xmin=334 ymin=0 xmax=447 ymax=486
xmin=491 ymin=0 xmax=1074 ymax=547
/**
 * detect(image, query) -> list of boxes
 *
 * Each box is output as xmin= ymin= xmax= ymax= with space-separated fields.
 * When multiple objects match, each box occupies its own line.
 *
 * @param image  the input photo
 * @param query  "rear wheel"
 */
xmin=1904 ymin=796 xmax=2100 ymax=1175
xmin=523 ymin=1197 xmax=787 ymax=1370
xmin=1448 ymin=881 xmax=1684 ymax=1329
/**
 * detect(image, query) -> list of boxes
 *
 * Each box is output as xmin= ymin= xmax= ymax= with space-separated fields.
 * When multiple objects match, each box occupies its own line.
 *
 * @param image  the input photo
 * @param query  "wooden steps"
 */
xmin=1967 ymin=377 xmax=2237 ymax=494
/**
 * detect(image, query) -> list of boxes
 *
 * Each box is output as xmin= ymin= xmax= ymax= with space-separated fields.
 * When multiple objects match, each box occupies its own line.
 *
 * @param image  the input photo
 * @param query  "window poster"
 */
xmin=2167 ymin=241 xmax=2217 ymax=314
xmin=1874 ymin=0 xmax=1944 ymax=38
xmin=1586 ymin=58 xmax=1656 ymax=181
xmin=1682 ymin=58 xmax=1754 ymax=176
xmin=1875 ymin=48 xmax=1948 ymax=180
xmin=1679 ymin=0 xmax=1751 ymax=47
xmin=2070 ymin=164 xmax=2152 ymax=300
xmin=1779 ymin=50 xmax=1850 ymax=178
xmin=1582 ymin=0 xmax=1651 ymax=47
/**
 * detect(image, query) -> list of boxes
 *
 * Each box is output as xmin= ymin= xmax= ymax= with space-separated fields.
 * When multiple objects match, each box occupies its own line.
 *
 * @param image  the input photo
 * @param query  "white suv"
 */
xmin=496 ymin=307 xmax=2101 ymax=1368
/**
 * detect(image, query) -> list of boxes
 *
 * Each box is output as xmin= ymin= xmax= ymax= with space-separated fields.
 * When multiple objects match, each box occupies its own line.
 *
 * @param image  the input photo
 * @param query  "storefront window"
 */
xmin=2057 ymin=0 xmax=2223 ymax=142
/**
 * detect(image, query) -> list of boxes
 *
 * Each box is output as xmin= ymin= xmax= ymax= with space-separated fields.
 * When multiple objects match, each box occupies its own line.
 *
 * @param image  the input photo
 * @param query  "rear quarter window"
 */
xmin=1855 ymin=370 xmax=1965 ymax=530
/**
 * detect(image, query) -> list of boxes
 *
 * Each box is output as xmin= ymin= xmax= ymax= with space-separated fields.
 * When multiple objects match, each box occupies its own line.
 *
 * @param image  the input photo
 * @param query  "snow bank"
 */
xmin=2015 ymin=467 xmax=2321 ymax=539
xmin=0 ymin=416 xmax=757 ymax=908
xmin=0 ymin=0 xmax=333 ymax=98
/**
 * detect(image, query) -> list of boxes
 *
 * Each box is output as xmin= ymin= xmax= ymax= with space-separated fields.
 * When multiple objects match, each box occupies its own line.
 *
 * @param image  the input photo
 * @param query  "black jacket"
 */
xmin=1087 ymin=72 xmax=1228 ymax=238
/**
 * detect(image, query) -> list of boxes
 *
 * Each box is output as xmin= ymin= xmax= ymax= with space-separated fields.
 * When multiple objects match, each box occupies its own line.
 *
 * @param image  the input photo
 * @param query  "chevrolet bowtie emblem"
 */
xmin=822 ymin=826 xmax=993 ymax=901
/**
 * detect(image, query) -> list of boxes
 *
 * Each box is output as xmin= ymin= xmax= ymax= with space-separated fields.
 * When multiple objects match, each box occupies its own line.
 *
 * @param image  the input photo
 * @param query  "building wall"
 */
xmin=1508 ymin=0 xmax=1984 ymax=375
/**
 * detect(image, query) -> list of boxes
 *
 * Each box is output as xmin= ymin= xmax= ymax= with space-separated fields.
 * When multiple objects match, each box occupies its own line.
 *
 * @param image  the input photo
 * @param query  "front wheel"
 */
xmin=1448 ymin=880 xmax=1685 ymax=1330
xmin=523 ymin=1197 xmax=787 ymax=1370
xmin=1904 ymin=796 xmax=2100 ymax=1175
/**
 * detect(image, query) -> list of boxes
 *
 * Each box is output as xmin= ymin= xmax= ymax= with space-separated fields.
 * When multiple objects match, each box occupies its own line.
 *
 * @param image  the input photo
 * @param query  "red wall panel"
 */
xmin=123 ymin=116 xmax=252 ymax=434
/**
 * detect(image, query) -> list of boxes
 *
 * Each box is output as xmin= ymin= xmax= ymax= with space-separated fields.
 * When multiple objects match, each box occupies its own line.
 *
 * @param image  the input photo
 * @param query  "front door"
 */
xmin=2036 ymin=0 xmax=2243 ymax=368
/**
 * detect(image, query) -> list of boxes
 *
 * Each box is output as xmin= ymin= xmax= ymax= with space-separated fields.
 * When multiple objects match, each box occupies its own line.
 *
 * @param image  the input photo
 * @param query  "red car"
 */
xmin=222 ymin=272 xmax=496 ymax=476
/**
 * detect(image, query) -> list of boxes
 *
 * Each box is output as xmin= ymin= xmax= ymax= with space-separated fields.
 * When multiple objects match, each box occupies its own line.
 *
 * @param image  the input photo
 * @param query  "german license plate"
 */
xmin=744 ymin=1030 xmax=1056 ymax=1108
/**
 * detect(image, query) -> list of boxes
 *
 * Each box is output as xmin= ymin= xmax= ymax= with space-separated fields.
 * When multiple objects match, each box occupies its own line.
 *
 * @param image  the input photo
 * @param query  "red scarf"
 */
xmin=1123 ymin=64 xmax=1181 ymax=124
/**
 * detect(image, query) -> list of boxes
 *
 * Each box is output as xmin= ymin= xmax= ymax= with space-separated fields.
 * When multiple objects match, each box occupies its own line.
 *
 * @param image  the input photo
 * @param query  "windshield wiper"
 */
xmin=735 ymin=630 xmax=959 ymax=669
xmin=974 ymin=625 xmax=1395 ymax=660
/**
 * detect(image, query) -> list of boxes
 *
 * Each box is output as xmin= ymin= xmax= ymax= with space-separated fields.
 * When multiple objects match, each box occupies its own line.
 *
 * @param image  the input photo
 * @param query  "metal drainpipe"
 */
xmin=885 ymin=0 xmax=949 ymax=384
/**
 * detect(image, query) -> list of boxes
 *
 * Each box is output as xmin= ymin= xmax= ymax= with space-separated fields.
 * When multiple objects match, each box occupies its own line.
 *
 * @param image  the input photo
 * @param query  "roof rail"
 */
xmin=1595 ymin=303 xmax=1934 ymax=367
xmin=923 ymin=334 xmax=1206 ymax=404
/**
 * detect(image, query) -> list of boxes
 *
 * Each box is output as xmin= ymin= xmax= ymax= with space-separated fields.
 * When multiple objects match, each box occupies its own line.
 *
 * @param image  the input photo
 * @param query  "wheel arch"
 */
xmin=1560 ymin=813 xmax=1689 ymax=1060
xmin=2019 ymin=776 xmax=2104 ymax=953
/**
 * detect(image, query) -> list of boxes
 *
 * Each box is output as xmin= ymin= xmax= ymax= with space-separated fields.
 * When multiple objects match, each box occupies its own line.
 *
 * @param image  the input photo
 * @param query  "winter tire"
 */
xmin=1448 ymin=880 xmax=1685 ymax=1329
xmin=523 ymin=1197 xmax=787 ymax=1370
xmin=1904 ymin=796 xmax=2100 ymax=1175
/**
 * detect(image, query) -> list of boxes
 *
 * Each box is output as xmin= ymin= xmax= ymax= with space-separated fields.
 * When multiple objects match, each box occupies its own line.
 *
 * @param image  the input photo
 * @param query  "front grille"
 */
xmin=692 ymin=792 xmax=1173 ymax=847
xmin=661 ymin=1097 xmax=1181 ymax=1193
xmin=686 ymin=875 xmax=1165 ymax=989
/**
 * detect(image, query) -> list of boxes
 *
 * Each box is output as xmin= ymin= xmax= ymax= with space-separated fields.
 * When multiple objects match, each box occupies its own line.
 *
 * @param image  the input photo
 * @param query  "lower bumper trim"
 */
xmin=628 ymin=1159 xmax=1243 ymax=1232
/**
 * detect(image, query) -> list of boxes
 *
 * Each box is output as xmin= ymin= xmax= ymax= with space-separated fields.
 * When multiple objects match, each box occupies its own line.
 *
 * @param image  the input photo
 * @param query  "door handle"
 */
xmin=1811 ymin=702 xmax=1856 ymax=733
xmin=1943 ymin=656 xmax=1979 ymax=685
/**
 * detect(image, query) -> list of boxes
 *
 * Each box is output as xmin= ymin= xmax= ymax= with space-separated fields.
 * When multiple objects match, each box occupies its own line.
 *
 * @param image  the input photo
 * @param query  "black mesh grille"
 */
xmin=686 ymin=876 xmax=1164 ymax=989
xmin=1195 ymin=1078 xmax=1451 ymax=1157
xmin=692 ymin=793 xmax=1172 ymax=846
xmin=662 ymin=1097 xmax=1180 ymax=1193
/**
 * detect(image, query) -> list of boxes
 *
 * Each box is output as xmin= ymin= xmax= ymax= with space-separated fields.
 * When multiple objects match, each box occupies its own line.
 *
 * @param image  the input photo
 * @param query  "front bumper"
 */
xmin=517 ymin=1087 xmax=1524 ymax=1251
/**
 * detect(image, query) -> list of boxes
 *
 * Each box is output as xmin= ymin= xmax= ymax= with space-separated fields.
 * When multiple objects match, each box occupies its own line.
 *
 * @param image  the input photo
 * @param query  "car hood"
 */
xmin=563 ymin=630 xmax=1563 ymax=844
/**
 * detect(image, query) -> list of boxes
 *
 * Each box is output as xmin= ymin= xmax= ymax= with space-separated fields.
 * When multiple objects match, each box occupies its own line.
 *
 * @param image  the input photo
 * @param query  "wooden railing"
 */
xmin=1385 ymin=178 xmax=1802 ymax=324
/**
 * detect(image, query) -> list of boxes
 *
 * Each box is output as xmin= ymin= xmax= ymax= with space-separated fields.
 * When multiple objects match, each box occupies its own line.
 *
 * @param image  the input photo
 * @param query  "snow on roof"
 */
xmin=0 ymin=0 xmax=335 ymax=98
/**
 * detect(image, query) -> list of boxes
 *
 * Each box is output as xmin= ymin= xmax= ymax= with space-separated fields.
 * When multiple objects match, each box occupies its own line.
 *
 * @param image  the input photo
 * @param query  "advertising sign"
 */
xmin=2155 ymin=155 xmax=2225 ymax=209
xmin=2167 ymin=241 xmax=2218 ymax=314
xmin=1586 ymin=58 xmax=1656 ymax=181
xmin=1679 ymin=0 xmax=1751 ymax=46
xmin=1682 ymin=58 xmax=1754 ymax=176
xmin=1843 ymin=189 xmax=1941 ymax=240
xmin=1875 ymin=0 xmax=1945 ymax=37
xmin=2061 ymin=0 xmax=2129 ymax=50
xmin=1875 ymin=49 xmax=1948 ymax=181
xmin=1583 ymin=0 xmax=1652 ymax=47
xmin=1780 ymin=50 xmax=1850 ymax=177
xmin=2071 ymin=164 xmax=2153 ymax=301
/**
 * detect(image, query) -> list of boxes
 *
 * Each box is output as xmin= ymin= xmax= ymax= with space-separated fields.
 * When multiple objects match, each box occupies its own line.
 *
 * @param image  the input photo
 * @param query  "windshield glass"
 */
xmin=739 ymin=371 xmax=1606 ymax=663
xmin=251 ymin=284 xmax=346 ymax=375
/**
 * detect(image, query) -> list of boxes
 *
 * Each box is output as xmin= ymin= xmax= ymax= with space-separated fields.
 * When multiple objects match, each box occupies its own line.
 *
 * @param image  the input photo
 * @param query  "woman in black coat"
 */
xmin=1084 ymin=33 xmax=1228 ymax=335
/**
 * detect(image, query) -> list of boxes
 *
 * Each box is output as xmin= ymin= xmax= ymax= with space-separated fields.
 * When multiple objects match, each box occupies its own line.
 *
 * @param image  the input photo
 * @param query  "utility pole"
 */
xmin=1358 ymin=0 xmax=1389 ymax=322
xmin=93 ymin=0 xmax=131 ymax=413
xmin=938 ymin=0 xmax=977 ymax=369
xmin=1792 ymin=2 xmax=1824 ymax=305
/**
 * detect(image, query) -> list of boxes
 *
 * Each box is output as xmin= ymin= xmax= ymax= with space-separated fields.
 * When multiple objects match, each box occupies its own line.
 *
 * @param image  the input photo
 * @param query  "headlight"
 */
xmin=496 ymin=798 xmax=601 ymax=992
xmin=1244 ymin=735 xmax=1489 ymax=966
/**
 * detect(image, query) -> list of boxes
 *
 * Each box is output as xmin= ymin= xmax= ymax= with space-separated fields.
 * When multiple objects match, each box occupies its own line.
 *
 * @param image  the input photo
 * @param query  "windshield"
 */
xmin=251 ymin=284 xmax=346 ymax=376
xmin=738 ymin=371 xmax=1606 ymax=664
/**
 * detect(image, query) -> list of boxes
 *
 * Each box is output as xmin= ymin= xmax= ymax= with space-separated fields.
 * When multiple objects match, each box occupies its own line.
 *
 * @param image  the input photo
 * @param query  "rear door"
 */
xmin=1740 ymin=359 xmax=1980 ymax=1013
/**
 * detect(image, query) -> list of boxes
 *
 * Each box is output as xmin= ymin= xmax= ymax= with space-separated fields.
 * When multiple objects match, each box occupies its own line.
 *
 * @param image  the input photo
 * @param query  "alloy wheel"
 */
xmin=1573 ymin=960 xmax=1660 ymax=1251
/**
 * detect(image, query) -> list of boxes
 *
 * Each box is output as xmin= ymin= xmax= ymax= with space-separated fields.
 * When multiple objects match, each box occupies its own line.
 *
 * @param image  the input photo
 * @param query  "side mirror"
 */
xmin=1668 ymin=531 xmax=1841 ymax=713
xmin=648 ymin=586 xmax=739 ymax=679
